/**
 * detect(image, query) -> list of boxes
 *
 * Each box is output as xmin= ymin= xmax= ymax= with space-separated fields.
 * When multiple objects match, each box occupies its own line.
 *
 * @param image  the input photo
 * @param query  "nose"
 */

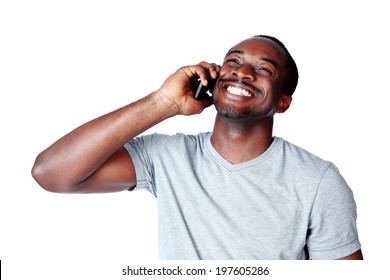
xmin=232 ymin=64 xmax=255 ymax=81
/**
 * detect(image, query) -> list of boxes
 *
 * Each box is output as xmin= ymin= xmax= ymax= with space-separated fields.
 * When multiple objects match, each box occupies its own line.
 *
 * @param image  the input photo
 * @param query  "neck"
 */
xmin=211 ymin=114 xmax=274 ymax=164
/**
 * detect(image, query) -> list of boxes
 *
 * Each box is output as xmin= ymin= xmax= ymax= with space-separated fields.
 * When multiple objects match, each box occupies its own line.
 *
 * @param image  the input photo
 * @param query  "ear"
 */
xmin=276 ymin=94 xmax=292 ymax=113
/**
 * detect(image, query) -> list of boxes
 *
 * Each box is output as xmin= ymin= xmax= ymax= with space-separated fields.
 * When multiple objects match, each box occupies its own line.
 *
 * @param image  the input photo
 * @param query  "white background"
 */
xmin=1 ymin=0 xmax=389 ymax=279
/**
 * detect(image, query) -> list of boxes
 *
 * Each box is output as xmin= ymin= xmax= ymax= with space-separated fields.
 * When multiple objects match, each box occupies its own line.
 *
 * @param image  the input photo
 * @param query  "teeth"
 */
xmin=227 ymin=86 xmax=251 ymax=97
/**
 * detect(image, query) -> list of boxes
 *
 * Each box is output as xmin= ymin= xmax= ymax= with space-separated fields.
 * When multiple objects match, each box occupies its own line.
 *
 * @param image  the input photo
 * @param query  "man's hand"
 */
xmin=32 ymin=61 xmax=220 ymax=193
xmin=156 ymin=62 xmax=220 ymax=116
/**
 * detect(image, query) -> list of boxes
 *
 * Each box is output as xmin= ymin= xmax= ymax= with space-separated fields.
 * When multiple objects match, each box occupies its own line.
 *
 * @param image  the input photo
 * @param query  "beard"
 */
xmin=214 ymin=101 xmax=254 ymax=120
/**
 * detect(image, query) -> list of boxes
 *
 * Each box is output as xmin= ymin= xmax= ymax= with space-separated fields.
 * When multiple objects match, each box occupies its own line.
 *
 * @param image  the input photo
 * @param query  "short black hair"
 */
xmin=254 ymin=35 xmax=299 ymax=96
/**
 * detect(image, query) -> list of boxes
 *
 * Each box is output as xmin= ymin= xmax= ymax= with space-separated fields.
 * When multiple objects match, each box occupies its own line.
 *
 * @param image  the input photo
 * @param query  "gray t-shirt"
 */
xmin=124 ymin=132 xmax=361 ymax=260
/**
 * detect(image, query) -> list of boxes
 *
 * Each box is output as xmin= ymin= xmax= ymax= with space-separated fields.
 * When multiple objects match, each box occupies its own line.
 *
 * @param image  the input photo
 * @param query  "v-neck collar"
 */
xmin=205 ymin=132 xmax=281 ymax=172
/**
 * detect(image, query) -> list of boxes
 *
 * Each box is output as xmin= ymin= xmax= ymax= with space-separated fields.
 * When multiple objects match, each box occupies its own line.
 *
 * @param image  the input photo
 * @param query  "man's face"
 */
xmin=213 ymin=37 xmax=291 ymax=121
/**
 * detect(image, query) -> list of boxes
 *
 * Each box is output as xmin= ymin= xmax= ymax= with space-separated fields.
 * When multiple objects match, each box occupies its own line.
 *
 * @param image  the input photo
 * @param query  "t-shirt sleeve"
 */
xmin=123 ymin=135 xmax=158 ymax=196
xmin=306 ymin=163 xmax=361 ymax=259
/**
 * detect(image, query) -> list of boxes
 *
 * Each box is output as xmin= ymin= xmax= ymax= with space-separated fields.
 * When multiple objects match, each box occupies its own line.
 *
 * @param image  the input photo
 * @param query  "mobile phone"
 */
xmin=194 ymin=76 xmax=215 ymax=101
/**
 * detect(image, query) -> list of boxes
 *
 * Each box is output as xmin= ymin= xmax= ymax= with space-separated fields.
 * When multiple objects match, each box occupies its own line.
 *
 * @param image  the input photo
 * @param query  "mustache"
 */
xmin=219 ymin=78 xmax=261 ymax=95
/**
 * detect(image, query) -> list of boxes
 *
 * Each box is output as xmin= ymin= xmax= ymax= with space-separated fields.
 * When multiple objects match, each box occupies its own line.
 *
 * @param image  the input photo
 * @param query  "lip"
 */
xmin=222 ymin=82 xmax=260 ymax=98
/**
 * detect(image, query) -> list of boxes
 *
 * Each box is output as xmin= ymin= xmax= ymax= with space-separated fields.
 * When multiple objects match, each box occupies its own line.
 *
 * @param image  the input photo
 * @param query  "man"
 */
xmin=32 ymin=35 xmax=363 ymax=260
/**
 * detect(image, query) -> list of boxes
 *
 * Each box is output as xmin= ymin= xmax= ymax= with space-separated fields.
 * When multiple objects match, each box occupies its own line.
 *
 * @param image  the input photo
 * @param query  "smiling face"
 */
xmin=213 ymin=37 xmax=292 ymax=121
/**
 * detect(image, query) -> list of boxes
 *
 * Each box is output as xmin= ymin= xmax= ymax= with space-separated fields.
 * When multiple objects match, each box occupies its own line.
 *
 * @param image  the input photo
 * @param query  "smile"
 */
xmin=226 ymin=86 xmax=253 ymax=97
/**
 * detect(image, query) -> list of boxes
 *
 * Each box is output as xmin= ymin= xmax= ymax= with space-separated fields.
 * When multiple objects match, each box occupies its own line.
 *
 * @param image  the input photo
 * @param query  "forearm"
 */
xmin=32 ymin=62 xmax=219 ymax=192
xmin=32 ymin=91 xmax=178 ymax=191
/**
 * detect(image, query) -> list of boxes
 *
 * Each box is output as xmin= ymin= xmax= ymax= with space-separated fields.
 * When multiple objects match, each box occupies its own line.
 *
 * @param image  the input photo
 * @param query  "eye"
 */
xmin=257 ymin=66 xmax=273 ymax=76
xmin=224 ymin=58 xmax=240 ymax=67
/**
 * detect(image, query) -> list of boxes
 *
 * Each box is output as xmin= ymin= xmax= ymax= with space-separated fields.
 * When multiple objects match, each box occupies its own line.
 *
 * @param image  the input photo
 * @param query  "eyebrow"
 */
xmin=225 ymin=49 xmax=243 ymax=57
xmin=225 ymin=49 xmax=279 ymax=69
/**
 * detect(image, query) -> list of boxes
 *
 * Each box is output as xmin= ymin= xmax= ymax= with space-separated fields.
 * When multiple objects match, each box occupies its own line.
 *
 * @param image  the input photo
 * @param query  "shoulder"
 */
xmin=275 ymin=137 xmax=332 ymax=171
xmin=127 ymin=132 xmax=211 ymax=150
xmin=276 ymin=138 xmax=354 ymax=202
xmin=147 ymin=131 xmax=210 ymax=144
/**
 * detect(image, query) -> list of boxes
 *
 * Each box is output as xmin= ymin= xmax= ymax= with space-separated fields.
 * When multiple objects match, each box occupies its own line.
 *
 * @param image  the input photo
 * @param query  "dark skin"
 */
xmin=211 ymin=38 xmax=292 ymax=164
xmin=31 ymin=37 xmax=362 ymax=260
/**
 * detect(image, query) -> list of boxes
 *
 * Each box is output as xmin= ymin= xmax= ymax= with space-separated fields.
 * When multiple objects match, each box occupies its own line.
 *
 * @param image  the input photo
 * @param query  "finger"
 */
xmin=179 ymin=65 xmax=207 ymax=86
xmin=204 ymin=63 xmax=217 ymax=80
xmin=208 ymin=63 xmax=221 ymax=79
xmin=178 ymin=66 xmax=195 ymax=78
xmin=197 ymin=62 xmax=221 ymax=80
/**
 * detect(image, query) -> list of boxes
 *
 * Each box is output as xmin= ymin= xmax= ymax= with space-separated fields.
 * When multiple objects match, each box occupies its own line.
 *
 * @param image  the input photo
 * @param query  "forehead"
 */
xmin=226 ymin=37 xmax=288 ymax=66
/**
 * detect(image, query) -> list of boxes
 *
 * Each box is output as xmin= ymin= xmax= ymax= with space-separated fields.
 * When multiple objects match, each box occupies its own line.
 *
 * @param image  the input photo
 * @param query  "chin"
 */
xmin=216 ymin=105 xmax=251 ymax=120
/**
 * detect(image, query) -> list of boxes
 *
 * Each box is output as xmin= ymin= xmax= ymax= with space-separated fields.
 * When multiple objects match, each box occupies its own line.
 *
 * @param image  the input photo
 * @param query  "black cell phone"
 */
xmin=194 ymin=77 xmax=215 ymax=101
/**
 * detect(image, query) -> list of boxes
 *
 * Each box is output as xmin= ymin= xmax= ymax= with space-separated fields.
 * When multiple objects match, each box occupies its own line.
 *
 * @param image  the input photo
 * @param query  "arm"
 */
xmin=337 ymin=249 xmax=363 ymax=260
xmin=31 ymin=63 xmax=220 ymax=193
xmin=307 ymin=164 xmax=362 ymax=260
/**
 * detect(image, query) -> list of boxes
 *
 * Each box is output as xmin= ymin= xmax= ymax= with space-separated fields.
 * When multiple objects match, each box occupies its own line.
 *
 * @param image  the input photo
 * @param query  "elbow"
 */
xmin=31 ymin=154 xmax=72 ymax=193
xmin=31 ymin=160 xmax=53 ymax=192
